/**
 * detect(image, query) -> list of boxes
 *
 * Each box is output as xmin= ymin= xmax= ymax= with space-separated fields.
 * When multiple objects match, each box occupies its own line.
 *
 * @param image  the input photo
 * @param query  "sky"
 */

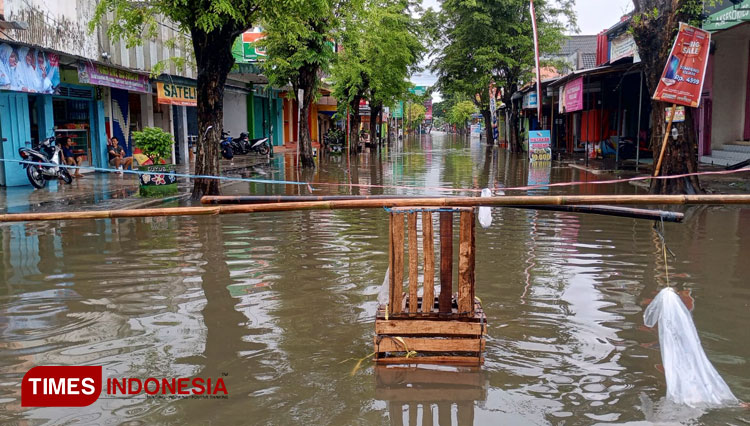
xmin=412 ymin=0 xmax=635 ymax=101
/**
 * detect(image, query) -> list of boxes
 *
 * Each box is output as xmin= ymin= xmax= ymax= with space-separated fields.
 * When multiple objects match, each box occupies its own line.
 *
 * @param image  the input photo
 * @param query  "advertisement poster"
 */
xmin=77 ymin=62 xmax=149 ymax=93
xmin=528 ymin=130 xmax=552 ymax=162
xmin=665 ymin=106 xmax=686 ymax=122
xmin=156 ymin=81 xmax=197 ymax=106
xmin=563 ymin=77 xmax=583 ymax=113
xmin=610 ymin=33 xmax=641 ymax=63
xmin=489 ymin=82 xmax=498 ymax=144
xmin=424 ymin=98 xmax=433 ymax=120
xmin=522 ymin=92 xmax=538 ymax=110
xmin=653 ymin=23 xmax=711 ymax=108
xmin=0 ymin=43 xmax=59 ymax=94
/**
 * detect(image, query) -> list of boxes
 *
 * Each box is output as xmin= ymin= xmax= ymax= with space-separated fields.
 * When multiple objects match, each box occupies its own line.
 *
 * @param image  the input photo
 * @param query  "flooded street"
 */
xmin=1 ymin=132 xmax=749 ymax=425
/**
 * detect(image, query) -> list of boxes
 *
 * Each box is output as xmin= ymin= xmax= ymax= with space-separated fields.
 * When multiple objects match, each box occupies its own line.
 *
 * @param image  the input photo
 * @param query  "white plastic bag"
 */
xmin=644 ymin=287 xmax=738 ymax=407
xmin=377 ymin=267 xmax=390 ymax=306
xmin=478 ymin=188 xmax=493 ymax=228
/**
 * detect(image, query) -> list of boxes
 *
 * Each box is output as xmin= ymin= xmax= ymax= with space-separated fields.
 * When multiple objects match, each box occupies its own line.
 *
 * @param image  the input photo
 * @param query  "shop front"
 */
xmin=0 ymin=42 xmax=61 ymax=186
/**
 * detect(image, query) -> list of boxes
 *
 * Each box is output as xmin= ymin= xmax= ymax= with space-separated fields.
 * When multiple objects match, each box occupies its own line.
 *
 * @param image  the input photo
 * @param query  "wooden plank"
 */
xmin=408 ymin=403 xmax=417 ymax=426
xmin=422 ymin=212 xmax=434 ymax=314
xmin=374 ymin=367 xmax=484 ymax=387
xmin=375 ymin=336 xmax=485 ymax=353
xmin=375 ymin=356 xmax=483 ymax=366
xmin=408 ymin=212 xmax=419 ymax=313
xmin=438 ymin=402 xmax=452 ymax=425
xmin=388 ymin=213 xmax=394 ymax=313
xmin=439 ymin=211 xmax=453 ymax=314
xmin=376 ymin=387 xmax=485 ymax=403
xmin=391 ymin=213 xmax=404 ymax=315
xmin=470 ymin=210 xmax=476 ymax=305
xmin=375 ymin=319 xmax=483 ymax=336
xmin=457 ymin=401 xmax=475 ymax=425
xmin=389 ymin=401 xmax=403 ymax=426
xmin=422 ymin=403 xmax=433 ymax=426
xmin=389 ymin=207 xmax=474 ymax=213
xmin=458 ymin=210 xmax=474 ymax=315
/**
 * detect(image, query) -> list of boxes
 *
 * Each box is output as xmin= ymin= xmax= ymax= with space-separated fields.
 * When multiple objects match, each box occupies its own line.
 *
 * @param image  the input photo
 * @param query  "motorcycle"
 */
xmin=219 ymin=131 xmax=234 ymax=160
xmin=248 ymin=137 xmax=270 ymax=156
xmin=18 ymin=136 xmax=72 ymax=188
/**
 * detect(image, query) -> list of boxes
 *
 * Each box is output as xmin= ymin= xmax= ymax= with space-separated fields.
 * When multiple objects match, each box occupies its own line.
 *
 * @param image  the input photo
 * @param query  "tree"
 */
xmin=331 ymin=0 xmax=426 ymax=150
xmin=92 ymin=0 xmax=262 ymax=199
xmin=259 ymin=0 xmax=343 ymax=168
xmin=631 ymin=0 xmax=704 ymax=194
xmin=406 ymin=103 xmax=426 ymax=130
xmin=433 ymin=0 xmax=574 ymax=151
xmin=448 ymin=100 xmax=477 ymax=134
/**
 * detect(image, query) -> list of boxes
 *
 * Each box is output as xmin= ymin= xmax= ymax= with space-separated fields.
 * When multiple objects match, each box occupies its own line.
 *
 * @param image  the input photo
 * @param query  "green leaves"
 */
xmin=133 ymin=127 xmax=174 ymax=164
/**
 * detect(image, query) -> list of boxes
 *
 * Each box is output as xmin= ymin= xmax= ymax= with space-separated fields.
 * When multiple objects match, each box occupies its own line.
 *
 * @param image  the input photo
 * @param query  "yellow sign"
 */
xmin=156 ymin=82 xmax=197 ymax=106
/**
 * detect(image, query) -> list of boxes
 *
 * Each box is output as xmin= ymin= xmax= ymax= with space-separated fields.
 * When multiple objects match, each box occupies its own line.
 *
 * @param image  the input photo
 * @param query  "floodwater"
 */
xmin=1 ymin=132 xmax=749 ymax=425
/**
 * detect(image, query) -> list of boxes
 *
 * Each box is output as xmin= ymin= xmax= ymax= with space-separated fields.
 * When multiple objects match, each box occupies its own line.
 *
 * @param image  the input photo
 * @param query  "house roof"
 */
xmin=557 ymin=35 xmax=598 ymax=56
xmin=581 ymin=52 xmax=597 ymax=70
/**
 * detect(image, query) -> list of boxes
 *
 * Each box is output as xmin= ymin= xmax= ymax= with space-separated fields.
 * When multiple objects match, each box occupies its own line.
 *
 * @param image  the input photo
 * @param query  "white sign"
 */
xmin=610 ymin=33 xmax=641 ymax=63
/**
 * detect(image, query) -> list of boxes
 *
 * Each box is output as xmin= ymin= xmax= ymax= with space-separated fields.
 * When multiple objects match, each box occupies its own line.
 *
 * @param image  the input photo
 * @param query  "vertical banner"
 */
xmin=530 ymin=0 xmax=543 ymax=121
xmin=652 ymin=23 xmax=711 ymax=108
xmin=489 ymin=81 xmax=498 ymax=144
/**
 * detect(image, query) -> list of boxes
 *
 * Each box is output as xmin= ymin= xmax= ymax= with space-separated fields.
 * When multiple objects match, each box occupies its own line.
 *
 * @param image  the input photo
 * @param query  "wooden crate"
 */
xmin=375 ymin=207 xmax=486 ymax=365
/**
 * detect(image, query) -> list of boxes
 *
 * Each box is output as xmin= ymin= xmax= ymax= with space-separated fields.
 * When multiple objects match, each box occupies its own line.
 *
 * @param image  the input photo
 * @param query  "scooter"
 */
xmin=219 ymin=130 xmax=234 ymax=160
xmin=18 ymin=136 xmax=72 ymax=188
xmin=248 ymin=137 xmax=270 ymax=155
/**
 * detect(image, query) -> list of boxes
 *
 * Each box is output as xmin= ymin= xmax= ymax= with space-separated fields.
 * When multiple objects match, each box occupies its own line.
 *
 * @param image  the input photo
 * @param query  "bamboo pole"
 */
xmin=654 ymin=103 xmax=678 ymax=177
xmin=3 ymin=195 xmax=750 ymax=223
xmin=201 ymin=195 xmax=686 ymax=222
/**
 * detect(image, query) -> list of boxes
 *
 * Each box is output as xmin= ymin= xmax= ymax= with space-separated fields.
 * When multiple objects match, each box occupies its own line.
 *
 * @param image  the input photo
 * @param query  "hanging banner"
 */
xmin=424 ymin=98 xmax=433 ymax=120
xmin=652 ymin=23 xmax=711 ymax=108
xmin=393 ymin=101 xmax=403 ymax=119
xmin=522 ymin=92 xmax=538 ymax=110
xmin=0 ymin=43 xmax=60 ymax=94
xmin=563 ymin=77 xmax=584 ymax=113
xmin=528 ymin=130 xmax=552 ymax=162
xmin=610 ymin=33 xmax=641 ymax=63
xmin=77 ymin=62 xmax=149 ymax=93
xmin=156 ymin=81 xmax=197 ymax=106
xmin=489 ymin=81 xmax=498 ymax=144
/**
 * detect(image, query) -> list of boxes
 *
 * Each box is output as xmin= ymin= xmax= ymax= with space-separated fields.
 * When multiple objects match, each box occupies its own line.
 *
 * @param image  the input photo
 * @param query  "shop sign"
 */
xmin=703 ymin=0 xmax=750 ymax=31
xmin=409 ymin=86 xmax=427 ymax=96
xmin=610 ymin=33 xmax=641 ymax=63
xmin=528 ymin=130 xmax=552 ymax=162
xmin=156 ymin=81 xmax=197 ymax=106
xmin=0 ymin=42 xmax=60 ymax=94
xmin=665 ymin=106 xmax=685 ymax=122
xmin=393 ymin=101 xmax=404 ymax=119
xmin=653 ymin=23 xmax=711 ymax=108
xmin=231 ymin=28 xmax=266 ymax=63
xmin=523 ymin=92 xmax=538 ymax=109
xmin=562 ymin=77 xmax=583 ymax=113
xmin=77 ymin=62 xmax=149 ymax=93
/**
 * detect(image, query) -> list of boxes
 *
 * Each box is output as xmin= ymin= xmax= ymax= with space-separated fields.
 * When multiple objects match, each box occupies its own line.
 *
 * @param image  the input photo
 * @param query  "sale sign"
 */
xmin=652 ymin=23 xmax=711 ymax=108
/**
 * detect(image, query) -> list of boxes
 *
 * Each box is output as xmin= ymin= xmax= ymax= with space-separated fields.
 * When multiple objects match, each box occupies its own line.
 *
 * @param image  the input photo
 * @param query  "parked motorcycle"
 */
xmin=219 ymin=131 xmax=234 ymax=160
xmin=18 ymin=136 xmax=72 ymax=188
xmin=248 ymin=137 xmax=270 ymax=156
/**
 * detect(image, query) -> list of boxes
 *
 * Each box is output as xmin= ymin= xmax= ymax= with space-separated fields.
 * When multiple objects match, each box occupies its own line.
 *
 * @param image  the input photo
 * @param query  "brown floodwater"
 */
xmin=1 ymin=133 xmax=749 ymax=425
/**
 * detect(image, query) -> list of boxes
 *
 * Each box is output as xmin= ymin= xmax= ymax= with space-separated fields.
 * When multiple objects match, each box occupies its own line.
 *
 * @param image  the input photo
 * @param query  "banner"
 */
xmin=665 ymin=106 xmax=686 ymax=123
xmin=424 ymin=98 xmax=433 ymax=120
xmin=563 ymin=77 xmax=583 ymax=113
xmin=530 ymin=0 xmax=543 ymax=120
xmin=0 ymin=43 xmax=60 ymax=94
xmin=77 ymin=62 xmax=149 ymax=93
xmin=393 ymin=101 xmax=403 ymax=119
xmin=522 ymin=92 xmax=538 ymax=110
xmin=489 ymin=82 xmax=498 ymax=144
xmin=156 ymin=81 xmax=197 ymax=106
xmin=653 ymin=23 xmax=711 ymax=108
xmin=610 ymin=33 xmax=641 ymax=63
xmin=528 ymin=130 xmax=552 ymax=162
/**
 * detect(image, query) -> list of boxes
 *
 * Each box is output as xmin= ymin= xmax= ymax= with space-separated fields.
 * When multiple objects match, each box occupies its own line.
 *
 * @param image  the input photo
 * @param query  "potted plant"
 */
xmin=132 ymin=127 xmax=178 ymax=197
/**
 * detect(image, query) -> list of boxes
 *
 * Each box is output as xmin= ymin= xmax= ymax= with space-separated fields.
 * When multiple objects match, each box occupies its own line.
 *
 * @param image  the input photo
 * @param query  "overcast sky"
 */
xmin=412 ymin=0 xmax=635 ymax=100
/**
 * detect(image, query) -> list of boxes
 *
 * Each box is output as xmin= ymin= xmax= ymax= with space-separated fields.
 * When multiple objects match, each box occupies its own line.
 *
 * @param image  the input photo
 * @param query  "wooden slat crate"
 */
xmin=375 ymin=207 xmax=486 ymax=365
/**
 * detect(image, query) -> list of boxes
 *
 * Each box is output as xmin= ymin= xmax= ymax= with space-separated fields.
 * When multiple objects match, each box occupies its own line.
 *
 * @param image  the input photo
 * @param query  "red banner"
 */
xmin=652 ymin=23 xmax=711 ymax=108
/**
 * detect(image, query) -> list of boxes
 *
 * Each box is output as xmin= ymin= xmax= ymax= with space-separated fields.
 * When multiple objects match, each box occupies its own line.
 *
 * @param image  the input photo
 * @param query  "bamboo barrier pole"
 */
xmin=3 ymin=195 xmax=750 ymax=223
xmin=202 ymin=195 xmax=686 ymax=222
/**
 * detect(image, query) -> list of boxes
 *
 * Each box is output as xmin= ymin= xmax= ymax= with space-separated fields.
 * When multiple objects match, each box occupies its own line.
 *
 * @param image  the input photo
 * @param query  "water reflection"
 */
xmin=0 ymin=132 xmax=748 ymax=424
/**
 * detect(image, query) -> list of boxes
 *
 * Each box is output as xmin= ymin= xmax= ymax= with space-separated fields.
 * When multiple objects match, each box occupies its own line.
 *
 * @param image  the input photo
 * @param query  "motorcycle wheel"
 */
xmin=222 ymin=146 xmax=234 ymax=160
xmin=258 ymin=144 xmax=270 ymax=156
xmin=60 ymin=168 xmax=73 ymax=184
xmin=27 ymin=165 xmax=47 ymax=189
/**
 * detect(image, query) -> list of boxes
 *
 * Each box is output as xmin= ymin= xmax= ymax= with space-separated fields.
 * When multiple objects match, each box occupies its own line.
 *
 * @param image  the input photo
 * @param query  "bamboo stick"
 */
xmin=422 ymin=211 xmax=435 ymax=314
xmin=407 ymin=212 xmax=419 ymax=313
xmin=654 ymin=103 xmax=678 ymax=178
xmin=5 ymin=195 xmax=750 ymax=223
xmin=391 ymin=213 xmax=404 ymax=315
xmin=458 ymin=210 xmax=474 ymax=315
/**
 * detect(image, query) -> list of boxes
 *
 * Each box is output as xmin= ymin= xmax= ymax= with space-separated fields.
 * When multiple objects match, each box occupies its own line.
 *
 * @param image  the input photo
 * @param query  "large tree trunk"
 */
xmin=297 ymin=65 xmax=318 ymax=168
xmin=190 ymin=27 xmax=237 ymax=199
xmin=631 ymin=0 xmax=702 ymax=194
xmin=507 ymin=106 xmax=522 ymax=153
xmin=369 ymin=102 xmax=382 ymax=150
xmin=481 ymin=109 xmax=493 ymax=144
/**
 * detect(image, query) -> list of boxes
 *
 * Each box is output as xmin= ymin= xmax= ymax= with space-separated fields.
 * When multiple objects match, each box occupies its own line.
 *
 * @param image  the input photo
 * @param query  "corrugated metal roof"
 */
xmin=557 ymin=35 xmax=598 ymax=56
xmin=581 ymin=53 xmax=597 ymax=70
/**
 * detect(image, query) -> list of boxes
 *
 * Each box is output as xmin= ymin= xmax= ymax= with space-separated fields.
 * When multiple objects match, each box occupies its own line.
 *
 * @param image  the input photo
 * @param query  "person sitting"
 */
xmin=108 ymin=137 xmax=133 ymax=172
xmin=60 ymin=137 xmax=83 ymax=177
